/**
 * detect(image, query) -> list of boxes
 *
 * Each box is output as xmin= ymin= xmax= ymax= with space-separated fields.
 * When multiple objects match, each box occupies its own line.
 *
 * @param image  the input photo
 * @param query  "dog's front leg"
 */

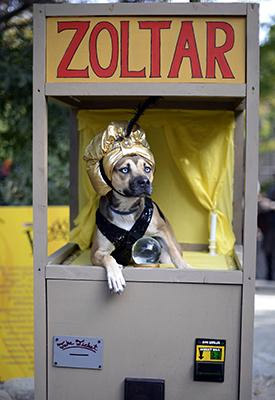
xmin=91 ymin=230 xmax=126 ymax=294
xmin=105 ymin=258 xmax=126 ymax=294
xmin=157 ymin=227 xmax=191 ymax=270
xmin=93 ymin=251 xmax=126 ymax=293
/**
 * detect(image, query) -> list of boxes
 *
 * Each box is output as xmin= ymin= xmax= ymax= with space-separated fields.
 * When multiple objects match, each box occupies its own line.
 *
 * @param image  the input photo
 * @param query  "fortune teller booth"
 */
xmin=33 ymin=3 xmax=259 ymax=400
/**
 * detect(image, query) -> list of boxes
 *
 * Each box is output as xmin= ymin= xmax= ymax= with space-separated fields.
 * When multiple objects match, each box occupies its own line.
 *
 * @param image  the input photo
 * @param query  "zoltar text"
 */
xmin=56 ymin=20 xmax=236 ymax=80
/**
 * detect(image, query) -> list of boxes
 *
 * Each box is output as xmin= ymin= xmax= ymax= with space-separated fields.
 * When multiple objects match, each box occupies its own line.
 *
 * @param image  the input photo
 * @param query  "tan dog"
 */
xmin=91 ymin=155 xmax=190 ymax=294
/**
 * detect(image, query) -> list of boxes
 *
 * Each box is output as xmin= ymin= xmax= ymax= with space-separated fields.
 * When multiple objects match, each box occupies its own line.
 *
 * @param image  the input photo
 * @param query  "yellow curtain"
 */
xmin=70 ymin=109 xmax=235 ymax=255
xmin=162 ymin=110 xmax=235 ymax=254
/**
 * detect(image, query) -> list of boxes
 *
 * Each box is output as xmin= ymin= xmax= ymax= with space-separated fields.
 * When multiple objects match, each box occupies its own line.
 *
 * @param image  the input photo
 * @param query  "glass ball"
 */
xmin=132 ymin=236 xmax=161 ymax=265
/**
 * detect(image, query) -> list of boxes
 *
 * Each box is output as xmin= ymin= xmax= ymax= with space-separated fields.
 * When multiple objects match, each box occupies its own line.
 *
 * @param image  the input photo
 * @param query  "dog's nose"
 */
xmin=137 ymin=177 xmax=150 ymax=187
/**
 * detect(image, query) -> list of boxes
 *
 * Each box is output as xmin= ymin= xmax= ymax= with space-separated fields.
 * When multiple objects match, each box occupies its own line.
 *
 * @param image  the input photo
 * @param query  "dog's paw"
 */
xmin=106 ymin=264 xmax=126 ymax=294
xmin=175 ymin=260 xmax=192 ymax=270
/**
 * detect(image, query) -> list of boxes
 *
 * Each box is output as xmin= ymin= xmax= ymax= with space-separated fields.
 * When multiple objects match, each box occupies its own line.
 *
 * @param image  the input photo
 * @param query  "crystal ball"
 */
xmin=132 ymin=236 xmax=161 ymax=265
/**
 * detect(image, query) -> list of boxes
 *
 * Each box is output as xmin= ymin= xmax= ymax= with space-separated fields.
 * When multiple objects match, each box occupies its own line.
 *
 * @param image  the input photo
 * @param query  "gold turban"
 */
xmin=83 ymin=121 xmax=155 ymax=196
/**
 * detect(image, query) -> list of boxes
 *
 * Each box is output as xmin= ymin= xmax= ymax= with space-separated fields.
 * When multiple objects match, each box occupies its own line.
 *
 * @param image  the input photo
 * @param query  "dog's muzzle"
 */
xmin=125 ymin=175 xmax=152 ymax=196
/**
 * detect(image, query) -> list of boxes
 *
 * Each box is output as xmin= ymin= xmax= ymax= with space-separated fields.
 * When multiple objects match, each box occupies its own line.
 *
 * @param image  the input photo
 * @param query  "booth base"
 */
xmin=47 ymin=279 xmax=241 ymax=400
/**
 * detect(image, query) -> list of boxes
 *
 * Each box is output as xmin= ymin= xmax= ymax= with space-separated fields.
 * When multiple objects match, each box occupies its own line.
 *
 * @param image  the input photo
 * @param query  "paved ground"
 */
xmin=253 ymin=281 xmax=275 ymax=399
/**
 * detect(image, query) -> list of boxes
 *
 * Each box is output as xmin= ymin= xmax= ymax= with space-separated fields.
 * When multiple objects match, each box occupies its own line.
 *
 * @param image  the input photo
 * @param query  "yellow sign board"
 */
xmin=196 ymin=345 xmax=225 ymax=362
xmin=0 ymin=206 xmax=69 ymax=380
xmin=46 ymin=16 xmax=245 ymax=84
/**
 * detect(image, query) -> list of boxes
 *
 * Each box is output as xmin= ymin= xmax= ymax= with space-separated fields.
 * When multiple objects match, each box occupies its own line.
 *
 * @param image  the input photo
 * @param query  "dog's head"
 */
xmin=84 ymin=122 xmax=155 ymax=196
xmin=111 ymin=155 xmax=154 ymax=197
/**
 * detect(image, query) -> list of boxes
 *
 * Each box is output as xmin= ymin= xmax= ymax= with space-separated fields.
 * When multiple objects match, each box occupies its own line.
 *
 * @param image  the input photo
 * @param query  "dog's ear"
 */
xmin=126 ymin=96 xmax=161 ymax=137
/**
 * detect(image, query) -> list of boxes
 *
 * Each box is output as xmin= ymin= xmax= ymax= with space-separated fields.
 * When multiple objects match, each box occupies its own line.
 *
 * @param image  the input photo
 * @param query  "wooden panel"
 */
xmin=48 ymin=243 xmax=78 ymax=265
xmin=239 ymin=4 xmax=259 ymax=400
xmin=47 ymin=280 xmax=241 ymax=400
xmin=46 ymin=16 xmax=245 ymax=84
xmin=69 ymin=109 xmax=79 ymax=229
xmin=46 ymin=264 xmax=243 ymax=285
xmin=45 ymin=3 xmax=247 ymax=17
xmin=33 ymin=5 xmax=48 ymax=400
xmin=46 ymin=82 xmax=246 ymax=97
xmin=233 ymin=110 xmax=245 ymax=244
xmin=47 ymin=95 xmax=245 ymax=110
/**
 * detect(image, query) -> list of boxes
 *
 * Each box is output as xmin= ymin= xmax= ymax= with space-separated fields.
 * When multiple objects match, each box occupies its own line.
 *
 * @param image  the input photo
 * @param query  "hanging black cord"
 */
xmin=126 ymin=96 xmax=161 ymax=137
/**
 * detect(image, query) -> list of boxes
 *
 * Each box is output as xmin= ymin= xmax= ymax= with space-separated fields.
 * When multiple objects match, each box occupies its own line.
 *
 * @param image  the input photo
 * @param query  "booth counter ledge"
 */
xmin=46 ymin=242 xmax=243 ymax=284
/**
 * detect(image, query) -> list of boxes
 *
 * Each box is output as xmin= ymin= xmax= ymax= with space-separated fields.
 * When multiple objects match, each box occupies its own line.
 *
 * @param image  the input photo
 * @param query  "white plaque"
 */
xmin=53 ymin=336 xmax=103 ymax=369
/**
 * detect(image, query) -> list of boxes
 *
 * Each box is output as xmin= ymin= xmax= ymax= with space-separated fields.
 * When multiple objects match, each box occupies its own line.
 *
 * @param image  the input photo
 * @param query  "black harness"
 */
xmin=96 ymin=197 xmax=154 ymax=266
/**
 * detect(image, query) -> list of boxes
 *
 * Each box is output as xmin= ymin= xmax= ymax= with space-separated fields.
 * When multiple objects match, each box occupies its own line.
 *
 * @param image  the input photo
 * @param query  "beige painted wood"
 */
xmin=33 ymin=5 xmax=47 ymax=400
xmin=46 ymin=83 xmax=246 ymax=98
xmin=47 ymin=96 xmax=245 ymax=112
xmin=49 ymin=95 xmax=245 ymax=111
xmin=32 ymin=4 xmax=259 ymax=400
xmin=234 ymin=245 xmax=243 ymax=271
xmin=46 ymin=265 xmax=243 ymax=284
xmin=233 ymin=110 xmax=245 ymax=244
xmin=69 ymin=109 xmax=79 ymax=229
xmin=47 ymin=280 xmax=242 ymax=400
xmin=239 ymin=4 xmax=259 ymax=400
xmin=48 ymin=242 xmax=78 ymax=265
xmin=45 ymin=3 xmax=247 ymax=16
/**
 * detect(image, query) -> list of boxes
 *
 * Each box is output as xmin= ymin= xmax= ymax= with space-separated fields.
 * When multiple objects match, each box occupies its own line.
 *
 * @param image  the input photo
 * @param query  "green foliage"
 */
xmin=48 ymin=104 xmax=70 ymax=205
xmin=0 ymin=25 xmax=69 ymax=205
xmin=260 ymin=179 xmax=275 ymax=195
xmin=260 ymin=22 xmax=275 ymax=99
xmin=260 ymin=22 xmax=275 ymax=153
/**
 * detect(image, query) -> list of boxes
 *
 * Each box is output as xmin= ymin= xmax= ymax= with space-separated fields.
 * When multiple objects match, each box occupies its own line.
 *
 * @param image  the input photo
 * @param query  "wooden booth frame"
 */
xmin=33 ymin=3 xmax=259 ymax=400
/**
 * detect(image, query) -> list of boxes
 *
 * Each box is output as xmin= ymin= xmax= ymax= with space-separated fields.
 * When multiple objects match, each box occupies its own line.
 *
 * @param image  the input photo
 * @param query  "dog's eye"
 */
xmin=119 ymin=166 xmax=130 ymax=174
xmin=144 ymin=166 xmax=151 ymax=173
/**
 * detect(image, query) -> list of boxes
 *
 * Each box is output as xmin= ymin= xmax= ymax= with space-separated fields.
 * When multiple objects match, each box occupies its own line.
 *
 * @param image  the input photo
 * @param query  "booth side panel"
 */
xmin=69 ymin=109 xmax=79 ymax=229
xmin=240 ymin=4 xmax=259 ymax=400
xmin=233 ymin=110 xmax=245 ymax=245
xmin=33 ymin=5 xmax=48 ymax=400
xmin=47 ymin=280 xmax=241 ymax=400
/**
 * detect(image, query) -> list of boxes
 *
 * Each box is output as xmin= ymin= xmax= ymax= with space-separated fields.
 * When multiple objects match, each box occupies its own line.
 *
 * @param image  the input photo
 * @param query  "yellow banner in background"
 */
xmin=0 ymin=206 xmax=69 ymax=380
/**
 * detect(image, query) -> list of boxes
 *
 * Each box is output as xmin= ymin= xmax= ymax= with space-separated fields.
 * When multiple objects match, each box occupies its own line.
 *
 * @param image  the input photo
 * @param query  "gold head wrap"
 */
xmin=83 ymin=121 xmax=155 ymax=196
